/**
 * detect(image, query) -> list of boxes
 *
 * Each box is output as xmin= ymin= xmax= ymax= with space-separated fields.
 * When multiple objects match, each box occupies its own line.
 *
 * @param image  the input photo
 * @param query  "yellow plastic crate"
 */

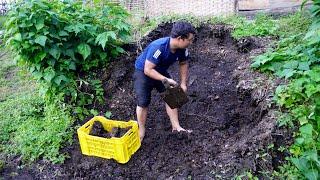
xmin=77 ymin=116 xmax=141 ymax=164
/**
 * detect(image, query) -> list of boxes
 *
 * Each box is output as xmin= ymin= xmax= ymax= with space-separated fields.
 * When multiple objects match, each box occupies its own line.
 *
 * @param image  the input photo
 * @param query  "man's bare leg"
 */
xmin=136 ymin=106 xmax=148 ymax=142
xmin=165 ymin=103 xmax=192 ymax=132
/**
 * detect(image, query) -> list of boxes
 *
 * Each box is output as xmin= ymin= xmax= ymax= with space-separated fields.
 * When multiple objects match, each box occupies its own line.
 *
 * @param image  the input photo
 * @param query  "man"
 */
xmin=133 ymin=21 xmax=195 ymax=141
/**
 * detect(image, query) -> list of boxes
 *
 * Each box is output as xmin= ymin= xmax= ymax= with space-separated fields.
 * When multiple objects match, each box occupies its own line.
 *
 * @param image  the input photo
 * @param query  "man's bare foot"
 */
xmin=172 ymin=127 xmax=192 ymax=133
xmin=171 ymin=127 xmax=192 ymax=140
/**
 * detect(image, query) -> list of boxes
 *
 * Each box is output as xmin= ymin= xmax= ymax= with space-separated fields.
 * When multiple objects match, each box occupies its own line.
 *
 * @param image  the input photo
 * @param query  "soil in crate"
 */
xmin=89 ymin=121 xmax=132 ymax=138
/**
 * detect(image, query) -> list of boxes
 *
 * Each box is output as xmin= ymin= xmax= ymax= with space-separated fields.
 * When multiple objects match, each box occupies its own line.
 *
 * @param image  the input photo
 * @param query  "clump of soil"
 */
xmin=161 ymin=83 xmax=189 ymax=109
xmin=235 ymin=37 xmax=255 ymax=53
xmin=89 ymin=121 xmax=132 ymax=138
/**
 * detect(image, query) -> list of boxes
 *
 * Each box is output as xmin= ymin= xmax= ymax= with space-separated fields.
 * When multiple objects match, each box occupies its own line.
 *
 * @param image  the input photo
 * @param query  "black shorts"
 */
xmin=133 ymin=69 xmax=171 ymax=107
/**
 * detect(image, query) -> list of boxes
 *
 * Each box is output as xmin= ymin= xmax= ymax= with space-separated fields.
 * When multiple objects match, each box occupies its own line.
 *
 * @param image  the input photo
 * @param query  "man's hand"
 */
xmin=180 ymin=83 xmax=187 ymax=92
xmin=165 ymin=78 xmax=177 ymax=86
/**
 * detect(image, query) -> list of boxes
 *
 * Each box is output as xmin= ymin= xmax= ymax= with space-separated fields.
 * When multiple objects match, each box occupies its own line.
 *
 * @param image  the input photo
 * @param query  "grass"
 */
xmin=0 ymin=46 xmax=74 ymax=164
xmin=135 ymin=11 xmax=311 ymax=40
xmin=277 ymin=12 xmax=312 ymax=37
xmin=0 ymin=15 xmax=6 ymax=29
xmin=0 ymin=50 xmax=36 ymax=101
xmin=210 ymin=12 xmax=311 ymax=39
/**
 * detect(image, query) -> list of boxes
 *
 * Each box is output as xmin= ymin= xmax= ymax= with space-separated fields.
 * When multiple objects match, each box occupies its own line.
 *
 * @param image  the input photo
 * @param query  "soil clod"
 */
xmin=89 ymin=121 xmax=131 ymax=138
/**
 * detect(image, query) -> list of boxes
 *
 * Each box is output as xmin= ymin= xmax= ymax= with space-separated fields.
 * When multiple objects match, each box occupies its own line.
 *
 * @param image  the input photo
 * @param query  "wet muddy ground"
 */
xmin=1 ymin=23 xmax=293 ymax=179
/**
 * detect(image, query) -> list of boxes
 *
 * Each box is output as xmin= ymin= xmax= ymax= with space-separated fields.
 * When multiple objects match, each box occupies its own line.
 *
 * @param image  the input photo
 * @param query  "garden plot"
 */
xmin=6 ymin=23 xmax=289 ymax=179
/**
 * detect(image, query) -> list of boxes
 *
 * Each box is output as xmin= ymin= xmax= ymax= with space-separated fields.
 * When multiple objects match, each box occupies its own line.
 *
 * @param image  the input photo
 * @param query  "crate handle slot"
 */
xmin=128 ymin=131 xmax=133 ymax=136
xmin=85 ymin=124 xmax=91 ymax=129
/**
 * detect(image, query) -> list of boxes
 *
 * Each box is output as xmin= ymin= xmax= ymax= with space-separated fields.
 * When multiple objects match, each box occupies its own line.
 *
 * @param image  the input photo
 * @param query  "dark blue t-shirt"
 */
xmin=135 ymin=37 xmax=189 ymax=74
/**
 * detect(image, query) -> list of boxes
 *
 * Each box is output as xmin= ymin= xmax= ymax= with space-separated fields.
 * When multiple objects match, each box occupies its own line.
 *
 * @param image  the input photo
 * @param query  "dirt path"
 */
xmin=2 ymin=23 xmax=292 ymax=179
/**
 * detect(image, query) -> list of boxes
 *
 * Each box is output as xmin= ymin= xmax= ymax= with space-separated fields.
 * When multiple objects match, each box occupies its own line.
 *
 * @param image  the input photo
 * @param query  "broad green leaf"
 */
xmin=77 ymin=43 xmax=91 ymax=60
xmin=300 ymin=124 xmax=313 ymax=136
xmin=74 ymin=24 xmax=84 ymax=34
xmin=96 ymin=32 xmax=108 ymax=49
xmin=43 ymin=68 xmax=55 ymax=82
xmin=21 ymin=42 xmax=31 ymax=49
xmin=64 ymin=25 xmax=74 ymax=32
xmin=35 ymin=17 xmax=44 ymax=30
xmin=291 ymin=157 xmax=308 ymax=172
xmin=250 ymin=60 xmax=261 ymax=68
xmin=58 ymin=31 xmax=68 ymax=36
xmin=90 ymin=109 xmax=98 ymax=116
xmin=284 ymin=69 xmax=296 ymax=79
xmin=307 ymin=70 xmax=320 ymax=82
xmin=303 ymin=150 xmax=319 ymax=163
xmin=304 ymin=170 xmax=318 ymax=180
xmin=298 ymin=117 xmax=308 ymax=126
xmin=35 ymin=51 xmax=46 ymax=63
xmin=49 ymin=46 xmax=61 ymax=60
xmin=251 ymin=55 xmax=270 ymax=68
xmin=107 ymin=31 xmax=117 ymax=40
xmin=66 ymin=49 xmax=76 ymax=60
xmin=305 ymin=84 xmax=318 ymax=98
xmin=116 ymin=47 xmax=125 ymax=53
xmin=32 ymin=70 xmax=43 ymax=79
xmin=35 ymin=35 xmax=47 ymax=47
xmin=53 ymin=75 xmax=68 ymax=86
xmin=298 ymin=62 xmax=310 ymax=71
xmin=95 ymin=31 xmax=117 ymax=49
xmin=65 ymin=24 xmax=84 ymax=34
xmin=69 ymin=61 xmax=76 ymax=70
xmin=27 ymin=32 xmax=35 ymax=38
xmin=269 ymin=62 xmax=282 ymax=72
xmin=13 ymin=33 xmax=22 ymax=41
xmin=276 ymin=68 xmax=296 ymax=79
xmin=105 ymin=111 xmax=112 ymax=118
xmin=283 ymin=60 xmax=299 ymax=69
xmin=295 ymin=137 xmax=304 ymax=144
xmin=35 ymin=64 xmax=41 ymax=71
xmin=29 ymin=66 xmax=35 ymax=73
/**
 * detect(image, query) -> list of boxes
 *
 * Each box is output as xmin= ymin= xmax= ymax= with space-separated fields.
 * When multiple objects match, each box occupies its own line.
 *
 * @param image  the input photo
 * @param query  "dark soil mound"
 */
xmin=89 ymin=121 xmax=131 ymax=138
xmin=2 ymin=23 xmax=292 ymax=179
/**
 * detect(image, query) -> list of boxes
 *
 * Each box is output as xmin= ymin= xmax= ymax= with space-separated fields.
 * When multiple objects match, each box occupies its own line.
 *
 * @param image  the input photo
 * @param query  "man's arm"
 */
xmin=144 ymin=60 xmax=177 ymax=85
xmin=179 ymin=61 xmax=188 ymax=92
xmin=144 ymin=60 xmax=166 ymax=81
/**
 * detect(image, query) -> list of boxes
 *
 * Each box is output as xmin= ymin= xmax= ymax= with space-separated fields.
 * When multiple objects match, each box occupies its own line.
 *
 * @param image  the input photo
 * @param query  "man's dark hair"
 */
xmin=170 ymin=21 xmax=196 ymax=39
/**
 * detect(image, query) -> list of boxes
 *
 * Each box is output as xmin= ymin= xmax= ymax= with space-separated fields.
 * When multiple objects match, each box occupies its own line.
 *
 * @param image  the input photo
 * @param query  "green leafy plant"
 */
xmin=73 ymin=78 xmax=104 ymax=119
xmin=1 ymin=0 xmax=131 ymax=163
xmin=4 ymin=0 xmax=130 ymax=110
xmin=12 ymin=96 xmax=74 ymax=163
xmin=0 ymin=92 xmax=74 ymax=163
xmin=251 ymin=1 xmax=319 ymax=179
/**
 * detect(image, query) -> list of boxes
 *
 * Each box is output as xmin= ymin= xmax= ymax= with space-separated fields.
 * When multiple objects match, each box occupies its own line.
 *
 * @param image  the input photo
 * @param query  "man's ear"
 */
xmin=176 ymin=36 xmax=182 ymax=40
